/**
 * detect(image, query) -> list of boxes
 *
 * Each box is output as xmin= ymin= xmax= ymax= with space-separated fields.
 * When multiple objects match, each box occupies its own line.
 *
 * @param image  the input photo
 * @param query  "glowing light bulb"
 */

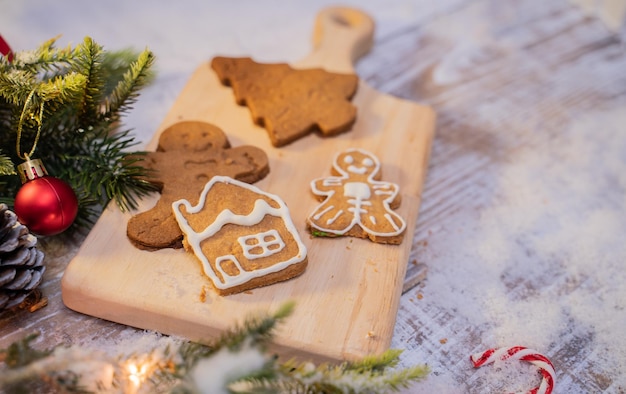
xmin=126 ymin=361 xmax=149 ymax=393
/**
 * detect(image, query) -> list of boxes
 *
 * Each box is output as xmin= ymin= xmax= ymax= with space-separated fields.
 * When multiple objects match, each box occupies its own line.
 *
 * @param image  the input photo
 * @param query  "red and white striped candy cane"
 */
xmin=470 ymin=346 xmax=556 ymax=394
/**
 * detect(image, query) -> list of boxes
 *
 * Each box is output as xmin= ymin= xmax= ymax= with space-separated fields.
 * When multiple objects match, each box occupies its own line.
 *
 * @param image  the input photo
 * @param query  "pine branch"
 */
xmin=344 ymin=349 xmax=402 ymax=373
xmin=105 ymin=48 xmax=154 ymax=122
xmin=161 ymin=301 xmax=295 ymax=391
xmin=381 ymin=364 xmax=431 ymax=392
xmin=0 ymin=70 xmax=36 ymax=106
xmin=69 ymin=37 xmax=107 ymax=129
xmin=37 ymin=72 xmax=87 ymax=103
xmin=266 ymin=350 xmax=429 ymax=394
xmin=1 ymin=333 xmax=52 ymax=369
xmin=216 ymin=300 xmax=295 ymax=352
xmin=8 ymin=36 xmax=73 ymax=75
xmin=0 ymin=151 xmax=14 ymax=176
xmin=100 ymin=48 xmax=153 ymax=96
xmin=0 ymin=303 xmax=429 ymax=393
xmin=0 ymin=36 xmax=156 ymax=228
xmin=177 ymin=301 xmax=295 ymax=368
xmin=66 ymin=128 xmax=158 ymax=212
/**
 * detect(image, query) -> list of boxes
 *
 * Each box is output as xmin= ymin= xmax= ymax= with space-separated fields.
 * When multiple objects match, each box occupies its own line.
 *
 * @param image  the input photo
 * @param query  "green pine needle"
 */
xmin=311 ymin=230 xmax=341 ymax=238
xmin=105 ymin=48 xmax=154 ymax=120
xmin=38 ymin=72 xmax=85 ymax=102
xmin=270 ymin=349 xmax=429 ymax=393
xmin=0 ymin=152 xmax=15 ymax=176
xmin=0 ymin=304 xmax=428 ymax=394
xmin=1 ymin=333 xmax=52 ymax=369
xmin=382 ymin=364 xmax=431 ymax=392
xmin=68 ymin=128 xmax=159 ymax=212
xmin=344 ymin=349 xmax=402 ymax=373
xmin=212 ymin=300 xmax=294 ymax=353
xmin=0 ymin=70 xmax=36 ymax=106
xmin=172 ymin=302 xmax=295 ymax=382
xmin=69 ymin=37 xmax=107 ymax=127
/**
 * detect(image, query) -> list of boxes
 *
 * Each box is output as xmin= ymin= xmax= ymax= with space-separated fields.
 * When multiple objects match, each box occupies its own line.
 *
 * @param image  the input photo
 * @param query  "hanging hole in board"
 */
xmin=330 ymin=13 xmax=352 ymax=28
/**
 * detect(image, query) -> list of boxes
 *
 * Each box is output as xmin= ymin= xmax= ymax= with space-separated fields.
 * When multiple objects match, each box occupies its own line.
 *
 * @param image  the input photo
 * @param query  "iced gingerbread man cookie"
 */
xmin=306 ymin=148 xmax=406 ymax=244
xmin=173 ymin=176 xmax=308 ymax=296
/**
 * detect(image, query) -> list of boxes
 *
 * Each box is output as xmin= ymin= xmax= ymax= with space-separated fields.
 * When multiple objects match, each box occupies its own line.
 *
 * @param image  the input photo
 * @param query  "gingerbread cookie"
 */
xmin=127 ymin=121 xmax=269 ymax=250
xmin=173 ymin=176 xmax=308 ymax=296
xmin=211 ymin=56 xmax=359 ymax=147
xmin=306 ymin=148 xmax=406 ymax=244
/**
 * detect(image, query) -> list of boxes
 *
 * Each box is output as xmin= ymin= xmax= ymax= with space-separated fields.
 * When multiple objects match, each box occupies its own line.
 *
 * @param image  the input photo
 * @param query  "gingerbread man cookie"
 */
xmin=306 ymin=148 xmax=406 ymax=244
xmin=211 ymin=57 xmax=359 ymax=147
xmin=127 ymin=121 xmax=269 ymax=250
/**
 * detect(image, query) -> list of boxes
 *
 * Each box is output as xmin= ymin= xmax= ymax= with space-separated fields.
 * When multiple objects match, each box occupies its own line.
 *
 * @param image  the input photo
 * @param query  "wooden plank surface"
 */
xmin=60 ymin=7 xmax=436 ymax=363
xmin=1 ymin=1 xmax=625 ymax=392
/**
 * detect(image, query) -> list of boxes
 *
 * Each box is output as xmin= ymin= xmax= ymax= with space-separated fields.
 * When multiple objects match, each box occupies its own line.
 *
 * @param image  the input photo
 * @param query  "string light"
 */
xmin=126 ymin=360 xmax=151 ymax=393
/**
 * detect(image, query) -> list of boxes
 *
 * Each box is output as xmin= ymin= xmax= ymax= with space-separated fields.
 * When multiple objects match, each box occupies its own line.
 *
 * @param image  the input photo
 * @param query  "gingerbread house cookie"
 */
xmin=307 ymin=148 xmax=407 ymax=244
xmin=172 ymin=176 xmax=308 ymax=296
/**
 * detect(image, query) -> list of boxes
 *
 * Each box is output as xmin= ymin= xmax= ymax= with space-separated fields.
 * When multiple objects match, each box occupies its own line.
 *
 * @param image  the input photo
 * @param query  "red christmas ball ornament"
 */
xmin=13 ymin=159 xmax=78 ymax=236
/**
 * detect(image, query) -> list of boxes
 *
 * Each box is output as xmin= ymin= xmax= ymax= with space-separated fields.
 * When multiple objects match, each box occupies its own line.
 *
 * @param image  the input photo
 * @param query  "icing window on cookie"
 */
xmin=238 ymin=229 xmax=285 ymax=260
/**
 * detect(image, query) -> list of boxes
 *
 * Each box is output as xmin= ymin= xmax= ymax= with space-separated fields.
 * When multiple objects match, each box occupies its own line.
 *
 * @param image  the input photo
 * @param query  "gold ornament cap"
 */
xmin=17 ymin=158 xmax=48 ymax=184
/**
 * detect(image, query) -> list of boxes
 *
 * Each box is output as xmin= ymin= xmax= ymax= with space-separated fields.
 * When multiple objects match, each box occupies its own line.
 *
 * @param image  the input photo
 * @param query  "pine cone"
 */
xmin=0 ymin=203 xmax=46 ymax=310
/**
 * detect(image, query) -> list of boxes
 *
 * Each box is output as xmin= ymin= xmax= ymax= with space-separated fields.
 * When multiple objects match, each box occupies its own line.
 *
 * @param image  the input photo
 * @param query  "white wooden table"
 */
xmin=2 ymin=1 xmax=625 ymax=392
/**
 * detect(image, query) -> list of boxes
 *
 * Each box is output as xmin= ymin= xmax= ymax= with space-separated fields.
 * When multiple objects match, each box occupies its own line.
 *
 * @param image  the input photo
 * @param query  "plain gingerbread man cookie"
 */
xmin=127 ymin=121 xmax=270 ymax=250
xmin=211 ymin=57 xmax=359 ymax=147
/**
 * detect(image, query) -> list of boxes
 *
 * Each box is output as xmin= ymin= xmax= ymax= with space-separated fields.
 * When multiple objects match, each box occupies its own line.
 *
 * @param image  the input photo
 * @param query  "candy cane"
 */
xmin=470 ymin=346 xmax=556 ymax=394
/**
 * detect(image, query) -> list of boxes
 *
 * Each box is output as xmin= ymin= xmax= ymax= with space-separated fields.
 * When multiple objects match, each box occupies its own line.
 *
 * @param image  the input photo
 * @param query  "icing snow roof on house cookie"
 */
xmin=172 ymin=176 xmax=307 ymax=294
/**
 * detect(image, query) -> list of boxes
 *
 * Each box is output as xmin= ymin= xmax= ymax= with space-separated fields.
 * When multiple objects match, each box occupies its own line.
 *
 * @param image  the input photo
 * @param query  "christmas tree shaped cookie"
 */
xmin=307 ymin=148 xmax=406 ymax=244
xmin=211 ymin=57 xmax=359 ymax=147
xmin=127 ymin=121 xmax=269 ymax=250
xmin=173 ymin=176 xmax=308 ymax=296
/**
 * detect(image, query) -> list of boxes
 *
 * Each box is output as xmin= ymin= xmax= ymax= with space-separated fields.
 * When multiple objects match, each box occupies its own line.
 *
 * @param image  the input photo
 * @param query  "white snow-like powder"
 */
xmin=190 ymin=340 xmax=267 ymax=394
xmin=397 ymin=105 xmax=626 ymax=391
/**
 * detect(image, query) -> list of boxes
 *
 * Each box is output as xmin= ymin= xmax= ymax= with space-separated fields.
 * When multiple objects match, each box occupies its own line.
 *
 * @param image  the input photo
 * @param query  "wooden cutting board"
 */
xmin=62 ymin=7 xmax=436 ymax=362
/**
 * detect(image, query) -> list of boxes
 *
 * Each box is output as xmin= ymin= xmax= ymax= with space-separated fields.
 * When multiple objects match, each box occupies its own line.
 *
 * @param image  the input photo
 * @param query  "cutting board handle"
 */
xmin=297 ymin=7 xmax=375 ymax=74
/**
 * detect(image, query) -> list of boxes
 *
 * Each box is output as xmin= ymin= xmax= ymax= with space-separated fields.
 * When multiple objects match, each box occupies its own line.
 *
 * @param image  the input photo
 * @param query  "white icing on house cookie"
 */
xmin=172 ymin=176 xmax=307 ymax=294
xmin=307 ymin=148 xmax=406 ymax=244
